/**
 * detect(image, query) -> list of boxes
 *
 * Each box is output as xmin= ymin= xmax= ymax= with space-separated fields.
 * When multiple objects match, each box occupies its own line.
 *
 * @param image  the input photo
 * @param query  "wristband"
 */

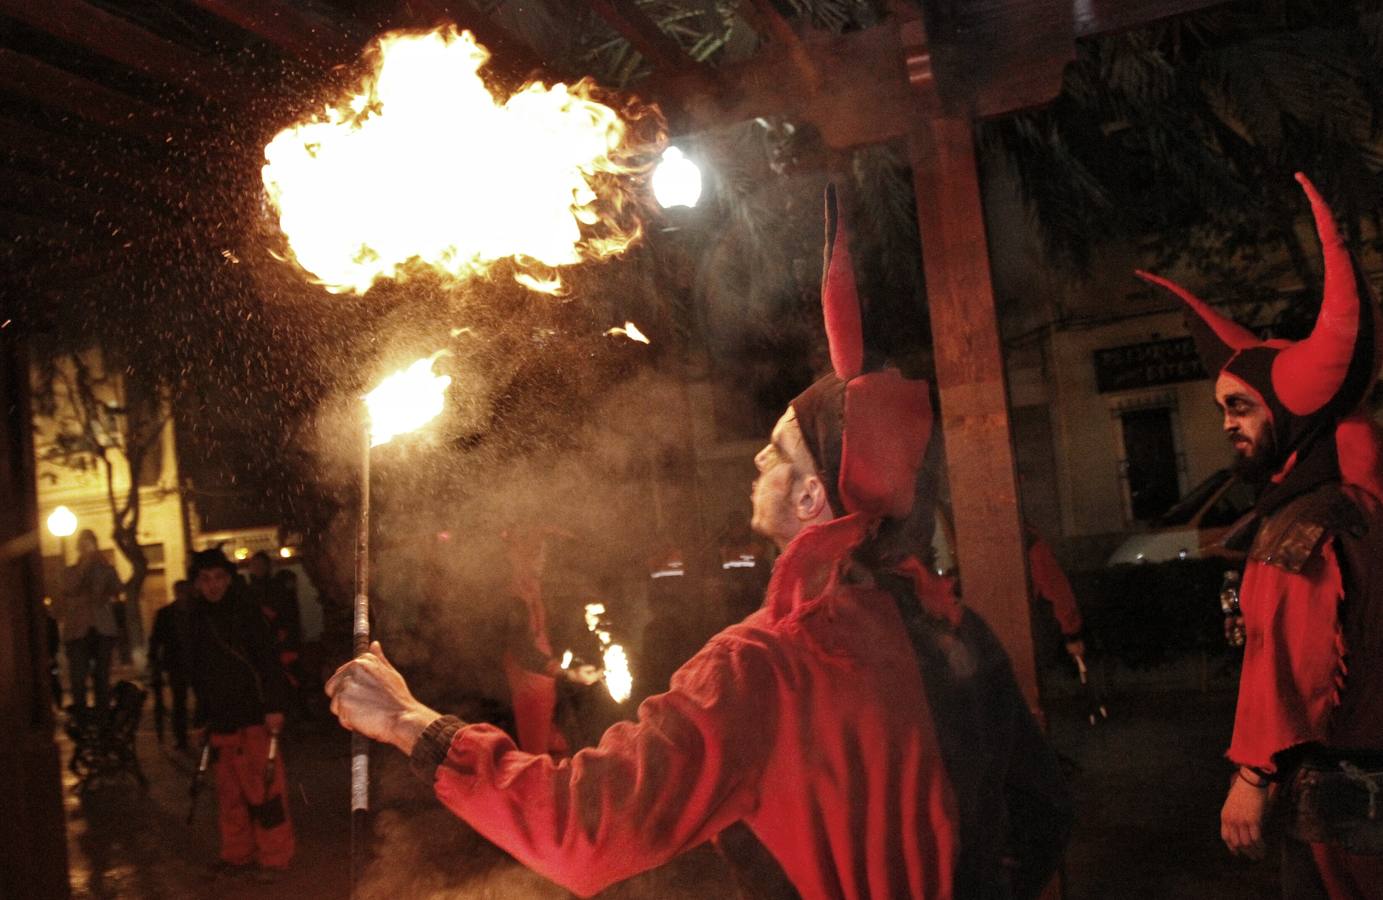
xmin=409 ymin=715 xmax=464 ymax=784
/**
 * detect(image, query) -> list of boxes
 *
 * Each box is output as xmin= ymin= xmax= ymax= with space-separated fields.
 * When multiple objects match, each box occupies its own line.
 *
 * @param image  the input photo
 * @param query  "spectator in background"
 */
xmin=246 ymin=553 xmax=304 ymax=716
xmin=712 ymin=519 xmax=772 ymax=629
xmin=499 ymin=526 xmax=562 ymax=754
xmin=187 ymin=547 xmax=294 ymax=878
xmin=273 ymin=568 xmax=310 ymax=711
xmin=57 ymin=528 xmax=122 ymax=714
xmin=635 ymin=541 xmax=712 ymax=704
xmin=1025 ymin=525 xmax=1086 ymax=660
xmin=148 ymin=579 xmax=196 ymax=750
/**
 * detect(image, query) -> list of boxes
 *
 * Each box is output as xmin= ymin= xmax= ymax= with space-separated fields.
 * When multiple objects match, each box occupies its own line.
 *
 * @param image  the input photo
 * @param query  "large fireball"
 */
xmin=263 ymin=27 xmax=651 ymax=295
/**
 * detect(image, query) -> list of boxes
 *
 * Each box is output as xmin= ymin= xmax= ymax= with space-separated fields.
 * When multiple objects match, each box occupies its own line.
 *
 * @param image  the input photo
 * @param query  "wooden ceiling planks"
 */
xmin=0 ymin=48 xmax=192 ymax=145
xmin=0 ymin=0 xmax=233 ymax=105
xmin=185 ymin=0 xmax=358 ymax=67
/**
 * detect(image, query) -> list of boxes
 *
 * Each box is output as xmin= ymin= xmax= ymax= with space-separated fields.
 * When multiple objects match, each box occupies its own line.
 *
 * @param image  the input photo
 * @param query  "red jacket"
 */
xmin=418 ymin=517 xmax=959 ymax=898
xmin=1025 ymin=529 xmax=1083 ymax=638
xmin=1229 ymin=483 xmax=1383 ymax=771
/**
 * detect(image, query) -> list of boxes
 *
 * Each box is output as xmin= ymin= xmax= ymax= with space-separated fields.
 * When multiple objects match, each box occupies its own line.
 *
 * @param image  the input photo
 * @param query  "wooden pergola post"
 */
xmin=0 ymin=336 xmax=70 ymax=899
xmin=909 ymin=113 xmax=1039 ymax=710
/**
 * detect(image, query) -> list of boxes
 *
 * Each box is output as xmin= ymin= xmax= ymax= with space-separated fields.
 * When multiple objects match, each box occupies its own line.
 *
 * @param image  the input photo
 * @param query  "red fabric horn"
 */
xmin=1134 ymin=269 xmax=1260 ymax=360
xmin=1271 ymin=173 xmax=1361 ymax=416
xmin=839 ymin=372 xmax=933 ymax=519
xmin=821 ymin=185 xmax=864 ymax=380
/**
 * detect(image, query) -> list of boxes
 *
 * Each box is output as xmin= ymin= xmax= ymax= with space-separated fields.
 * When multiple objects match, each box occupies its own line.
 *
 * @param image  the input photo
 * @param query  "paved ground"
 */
xmin=59 ymin=659 xmax=1282 ymax=899
xmin=1045 ymin=659 xmax=1279 ymax=900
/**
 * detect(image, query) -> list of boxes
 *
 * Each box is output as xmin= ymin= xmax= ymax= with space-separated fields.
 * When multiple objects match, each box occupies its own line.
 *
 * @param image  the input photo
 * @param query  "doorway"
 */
xmin=1119 ymin=406 xmax=1180 ymax=521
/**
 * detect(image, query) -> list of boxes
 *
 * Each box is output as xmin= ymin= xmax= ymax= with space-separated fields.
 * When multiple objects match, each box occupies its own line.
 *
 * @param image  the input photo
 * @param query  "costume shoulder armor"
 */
xmin=1249 ymin=485 xmax=1367 ymax=573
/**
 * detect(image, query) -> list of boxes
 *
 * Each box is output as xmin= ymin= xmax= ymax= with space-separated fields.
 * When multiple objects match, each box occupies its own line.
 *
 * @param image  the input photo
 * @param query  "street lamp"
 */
xmin=47 ymin=505 xmax=77 ymax=564
xmin=652 ymin=146 xmax=703 ymax=209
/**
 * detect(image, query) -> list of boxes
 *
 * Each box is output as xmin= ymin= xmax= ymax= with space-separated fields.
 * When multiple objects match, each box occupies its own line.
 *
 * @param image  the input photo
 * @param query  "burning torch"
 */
xmin=352 ymin=353 xmax=451 ymax=888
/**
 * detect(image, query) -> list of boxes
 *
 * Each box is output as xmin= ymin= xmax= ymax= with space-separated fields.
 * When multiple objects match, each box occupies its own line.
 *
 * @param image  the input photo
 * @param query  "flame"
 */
xmin=262 ymin=27 xmax=654 ymax=295
xmin=602 ymin=644 xmax=632 ymax=703
xmin=365 ymin=353 xmax=452 ymax=446
xmin=582 ymin=602 xmax=632 ymax=703
xmin=604 ymin=321 xmax=650 ymax=344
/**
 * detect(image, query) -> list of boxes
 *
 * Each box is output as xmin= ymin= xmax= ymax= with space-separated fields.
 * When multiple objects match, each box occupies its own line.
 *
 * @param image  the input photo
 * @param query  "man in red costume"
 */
xmin=327 ymin=188 xmax=1067 ymax=898
xmin=1139 ymin=173 xmax=1383 ymax=899
xmin=1025 ymin=525 xmax=1085 ymax=660
xmin=498 ymin=525 xmax=567 ymax=755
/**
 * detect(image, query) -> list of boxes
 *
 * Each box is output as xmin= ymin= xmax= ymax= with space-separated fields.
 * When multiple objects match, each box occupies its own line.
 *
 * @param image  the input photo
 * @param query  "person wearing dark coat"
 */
xmin=148 ymin=579 xmax=196 ymax=750
xmin=187 ymin=547 xmax=295 ymax=876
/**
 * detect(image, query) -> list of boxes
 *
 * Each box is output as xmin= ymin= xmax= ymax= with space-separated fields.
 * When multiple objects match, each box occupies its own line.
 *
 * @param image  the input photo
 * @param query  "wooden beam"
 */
xmin=0 ymin=0 xmax=231 ymax=104
xmin=650 ymin=24 xmax=913 ymax=148
xmin=585 ymin=0 xmax=704 ymax=72
xmin=735 ymin=0 xmax=820 ymax=93
xmin=188 ymin=0 xmax=354 ymax=67
xmin=909 ymin=113 xmax=1040 ymax=710
xmin=0 ymin=50 xmax=189 ymax=144
xmin=0 ymin=117 xmax=172 ymax=196
xmin=0 ymin=209 xmax=87 ymax=246
xmin=0 ymin=337 xmax=71 ymax=900
xmin=0 ymin=168 xmax=157 ymax=233
xmin=651 ymin=0 xmax=1229 ymax=140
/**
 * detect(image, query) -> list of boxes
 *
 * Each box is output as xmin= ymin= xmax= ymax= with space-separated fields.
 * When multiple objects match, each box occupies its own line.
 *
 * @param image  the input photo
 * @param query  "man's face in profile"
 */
xmin=751 ymin=408 xmax=819 ymax=550
xmin=1214 ymin=373 xmax=1276 ymax=483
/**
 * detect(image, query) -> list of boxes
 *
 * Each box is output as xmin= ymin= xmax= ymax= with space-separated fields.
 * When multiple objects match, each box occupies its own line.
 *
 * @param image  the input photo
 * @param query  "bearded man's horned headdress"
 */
xmin=1136 ymin=173 xmax=1383 ymax=506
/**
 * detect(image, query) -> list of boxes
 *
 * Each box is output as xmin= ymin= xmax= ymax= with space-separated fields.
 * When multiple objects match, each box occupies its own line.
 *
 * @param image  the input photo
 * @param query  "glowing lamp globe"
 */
xmin=47 ymin=506 xmax=77 ymax=538
xmin=652 ymin=147 xmax=702 ymax=209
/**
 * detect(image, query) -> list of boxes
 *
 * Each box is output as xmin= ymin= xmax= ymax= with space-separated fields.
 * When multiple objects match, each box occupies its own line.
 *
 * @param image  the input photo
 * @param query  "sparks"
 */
xmin=262 ymin=27 xmax=654 ymax=295
xmin=365 ymin=353 xmax=452 ymax=446
xmin=604 ymin=321 xmax=650 ymax=344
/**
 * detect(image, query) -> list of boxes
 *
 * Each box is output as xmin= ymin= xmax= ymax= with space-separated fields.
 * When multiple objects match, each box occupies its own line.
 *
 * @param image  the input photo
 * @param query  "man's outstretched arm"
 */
xmin=327 ymin=637 xmax=776 ymax=897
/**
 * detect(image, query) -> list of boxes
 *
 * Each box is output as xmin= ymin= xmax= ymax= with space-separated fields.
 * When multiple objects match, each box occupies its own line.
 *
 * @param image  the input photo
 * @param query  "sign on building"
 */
xmin=1093 ymin=337 xmax=1207 ymax=394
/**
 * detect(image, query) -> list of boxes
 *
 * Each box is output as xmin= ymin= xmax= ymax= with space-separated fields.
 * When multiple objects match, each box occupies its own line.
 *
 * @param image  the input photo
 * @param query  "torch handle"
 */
xmin=351 ymin=422 xmax=372 ymax=898
xmin=264 ymin=733 xmax=280 ymax=797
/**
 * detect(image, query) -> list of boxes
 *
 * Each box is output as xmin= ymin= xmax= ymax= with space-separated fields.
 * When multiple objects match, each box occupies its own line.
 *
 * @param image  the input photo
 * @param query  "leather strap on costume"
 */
xmin=1249 ymin=486 xmax=1366 ymax=574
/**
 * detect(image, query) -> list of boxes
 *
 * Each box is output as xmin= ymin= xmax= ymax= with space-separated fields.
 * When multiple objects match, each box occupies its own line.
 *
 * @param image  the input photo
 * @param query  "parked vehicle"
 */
xmin=1107 ymin=469 xmax=1255 ymax=565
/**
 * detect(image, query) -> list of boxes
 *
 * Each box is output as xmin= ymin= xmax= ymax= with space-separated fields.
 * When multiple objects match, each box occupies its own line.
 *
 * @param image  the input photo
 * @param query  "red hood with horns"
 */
xmin=1136 ymin=173 xmax=1383 ymax=506
xmin=786 ymin=186 xmax=959 ymax=626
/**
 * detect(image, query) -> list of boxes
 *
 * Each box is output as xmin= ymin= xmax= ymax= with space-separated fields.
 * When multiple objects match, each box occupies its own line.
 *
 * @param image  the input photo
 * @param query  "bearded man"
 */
xmin=1139 ymin=173 xmax=1383 ymax=899
xmin=326 ymin=187 xmax=1067 ymax=898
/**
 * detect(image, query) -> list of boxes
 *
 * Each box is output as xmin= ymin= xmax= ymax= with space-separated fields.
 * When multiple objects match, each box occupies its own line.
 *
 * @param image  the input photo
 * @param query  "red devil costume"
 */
xmin=499 ymin=526 xmax=568 ymax=756
xmin=1026 ymin=526 xmax=1084 ymax=645
xmin=391 ymin=187 xmax=1070 ymax=899
xmin=1139 ymin=173 xmax=1383 ymax=898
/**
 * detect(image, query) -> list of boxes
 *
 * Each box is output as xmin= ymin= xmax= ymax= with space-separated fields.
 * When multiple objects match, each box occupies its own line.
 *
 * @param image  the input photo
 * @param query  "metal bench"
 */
xmin=65 ymin=680 xmax=148 ymax=792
